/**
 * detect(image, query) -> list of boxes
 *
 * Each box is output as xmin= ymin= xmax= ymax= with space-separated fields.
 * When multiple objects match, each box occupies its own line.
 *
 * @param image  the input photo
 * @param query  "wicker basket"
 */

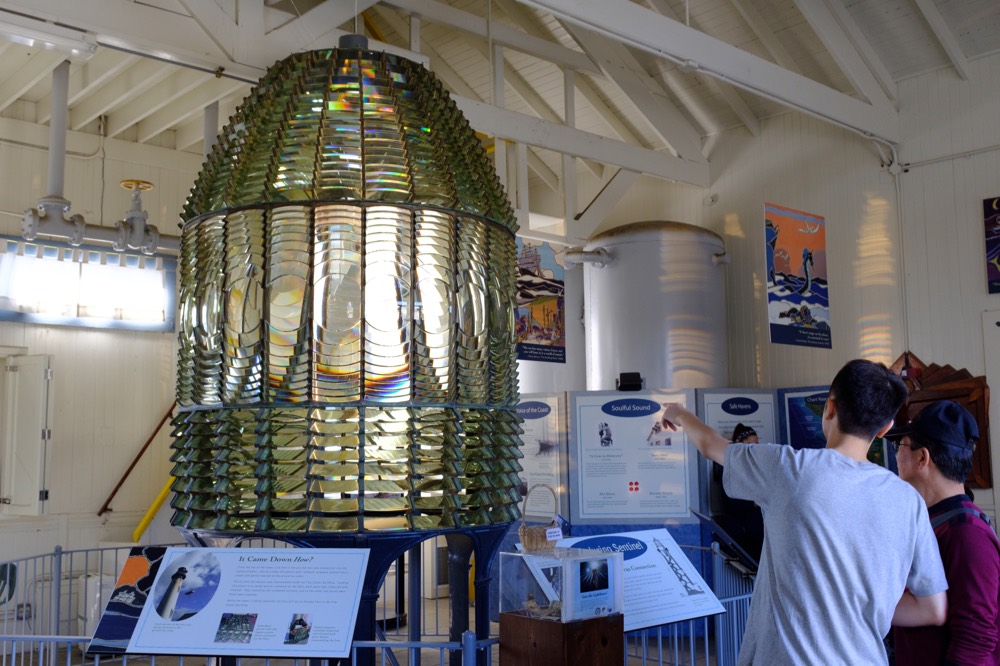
xmin=518 ymin=484 xmax=561 ymax=552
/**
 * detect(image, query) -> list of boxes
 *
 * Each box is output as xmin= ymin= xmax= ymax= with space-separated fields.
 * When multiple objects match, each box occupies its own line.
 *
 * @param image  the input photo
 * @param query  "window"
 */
xmin=0 ymin=236 xmax=176 ymax=331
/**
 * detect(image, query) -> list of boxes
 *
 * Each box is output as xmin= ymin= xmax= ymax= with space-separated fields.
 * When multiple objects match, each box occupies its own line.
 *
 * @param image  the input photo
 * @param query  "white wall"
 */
xmin=0 ymin=122 xmax=199 ymax=561
xmin=894 ymin=52 xmax=1000 ymax=516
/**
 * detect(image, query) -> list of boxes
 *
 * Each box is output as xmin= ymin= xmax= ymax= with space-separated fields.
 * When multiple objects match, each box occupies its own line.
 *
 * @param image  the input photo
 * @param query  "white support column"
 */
xmin=492 ymin=41 xmax=509 ymax=198
xmin=203 ymin=101 xmax=219 ymax=162
xmin=516 ymin=141 xmax=529 ymax=228
xmin=562 ymin=68 xmax=577 ymax=223
xmin=409 ymin=13 xmax=420 ymax=51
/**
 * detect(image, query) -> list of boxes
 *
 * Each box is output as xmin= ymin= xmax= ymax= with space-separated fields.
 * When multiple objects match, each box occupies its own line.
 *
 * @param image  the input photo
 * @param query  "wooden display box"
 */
xmin=499 ymin=610 xmax=624 ymax=666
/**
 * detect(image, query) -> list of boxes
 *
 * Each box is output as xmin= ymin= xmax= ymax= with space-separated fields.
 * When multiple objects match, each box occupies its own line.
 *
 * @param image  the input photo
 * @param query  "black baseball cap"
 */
xmin=885 ymin=400 xmax=978 ymax=454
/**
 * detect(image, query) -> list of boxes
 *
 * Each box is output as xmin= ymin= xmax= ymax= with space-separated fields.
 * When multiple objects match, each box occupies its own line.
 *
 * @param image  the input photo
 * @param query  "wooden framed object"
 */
xmin=889 ymin=353 xmax=992 ymax=488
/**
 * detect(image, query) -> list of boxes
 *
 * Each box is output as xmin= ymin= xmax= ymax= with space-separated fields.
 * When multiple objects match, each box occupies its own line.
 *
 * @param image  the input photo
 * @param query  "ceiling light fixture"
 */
xmin=0 ymin=13 xmax=97 ymax=60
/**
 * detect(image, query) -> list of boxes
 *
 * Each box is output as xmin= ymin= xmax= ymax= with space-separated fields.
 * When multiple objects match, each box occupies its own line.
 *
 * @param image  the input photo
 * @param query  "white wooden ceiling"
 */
xmin=0 ymin=0 xmax=998 ymax=243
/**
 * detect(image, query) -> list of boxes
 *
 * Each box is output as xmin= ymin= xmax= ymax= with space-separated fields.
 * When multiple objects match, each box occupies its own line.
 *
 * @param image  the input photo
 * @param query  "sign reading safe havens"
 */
xmin=90 ymin=547 xmax=369 ymax=659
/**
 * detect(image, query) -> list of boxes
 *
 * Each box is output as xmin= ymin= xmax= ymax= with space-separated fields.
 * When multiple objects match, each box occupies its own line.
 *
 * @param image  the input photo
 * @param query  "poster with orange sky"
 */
xmin=764 ymin=202 xmax=831 ymax=349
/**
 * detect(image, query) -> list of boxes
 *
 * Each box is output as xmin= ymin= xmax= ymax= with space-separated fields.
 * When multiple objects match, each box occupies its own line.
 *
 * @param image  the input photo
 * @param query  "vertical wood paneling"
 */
xmin=894 ymin=51 xmax=1000 ymax=509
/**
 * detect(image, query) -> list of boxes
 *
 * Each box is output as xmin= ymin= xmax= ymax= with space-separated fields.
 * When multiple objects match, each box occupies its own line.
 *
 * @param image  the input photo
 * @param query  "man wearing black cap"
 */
xmin=890 ymin=400 xmax=1000 ymax=665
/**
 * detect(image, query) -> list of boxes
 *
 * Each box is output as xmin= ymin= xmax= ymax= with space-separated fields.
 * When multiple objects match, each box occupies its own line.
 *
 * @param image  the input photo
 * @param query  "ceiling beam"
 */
xmin=38 ymin=51 xmax=138 ymax=124
xmin=382 ymin=0 xmax=601 ymax=75
xmin=105 ymin=68 xmax=207 ymax=138
xmin=517 ymin=0 xmax=900 ymax=143
xmin=462 ymin=29 xmax=603 ymax=179
xmin=175 ymin=96 xmax=241 ymax=150
xmin=0 ymin=50 xmax=65 ymax=114
xmin=912 ymin=0 xmax=969 ymax=80
xmin=454 ymin=96 xmax=709 ymax=186
xmin=643 ymin=0 xmax=759 ymax=136
xmin=0 ymin=0 xmax=422 ymax=85
xmin=493 ymin=0 xmax=648 ymax=151
xmin=728 ymin=0 xmax=802 ymax=74
xmin=792 ymin=0 xmax=893 ymax=112
xmin=819 ymin=0 xmax=896 ymax=106
xmin=136 ymin=77 xmax=249 ymax=144
xmin=561 ymin=23 xmax=707 ymax=162
xmin=69 ymin=59 xmax=174 ymax=130
xmin=372 ymin=4 xmax=559 ymax=191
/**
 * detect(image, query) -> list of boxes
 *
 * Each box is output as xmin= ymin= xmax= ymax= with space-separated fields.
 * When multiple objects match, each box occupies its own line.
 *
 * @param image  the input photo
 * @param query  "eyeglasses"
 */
xmin=890 ymin=440 xmax=913 ymax=453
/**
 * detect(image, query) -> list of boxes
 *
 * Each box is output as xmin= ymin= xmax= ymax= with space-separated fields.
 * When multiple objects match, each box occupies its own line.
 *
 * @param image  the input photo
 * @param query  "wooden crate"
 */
xmin=498 ymin=610 xmax=624 ymax=665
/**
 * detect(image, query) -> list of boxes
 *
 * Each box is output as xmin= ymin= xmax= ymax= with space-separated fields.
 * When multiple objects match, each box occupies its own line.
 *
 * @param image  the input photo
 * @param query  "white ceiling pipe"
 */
xmin=564 ymin=247 xmax=612 ymax=268
xmin=47 ymin=60 xmax=69 ymax=199
xmin=22 ymin=60 xmax=89 ymax=246
xmin=22 ymin=60 xmax=176 ymax=254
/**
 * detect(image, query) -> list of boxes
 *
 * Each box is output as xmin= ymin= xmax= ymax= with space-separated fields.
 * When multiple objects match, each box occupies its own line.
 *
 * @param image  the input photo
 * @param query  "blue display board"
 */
xmin=777 ymin=385 xmax=830 ymax=449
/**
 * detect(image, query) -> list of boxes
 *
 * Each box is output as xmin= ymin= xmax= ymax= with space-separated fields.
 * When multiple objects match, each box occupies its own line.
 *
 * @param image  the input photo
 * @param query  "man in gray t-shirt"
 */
xmin=662 ymin=359 xmax=947 ymax=665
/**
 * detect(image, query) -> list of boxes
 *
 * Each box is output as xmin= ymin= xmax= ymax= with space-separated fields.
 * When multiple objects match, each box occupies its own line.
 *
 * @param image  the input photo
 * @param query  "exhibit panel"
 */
xmin=567 ymin=389 xmax=699 ymax=525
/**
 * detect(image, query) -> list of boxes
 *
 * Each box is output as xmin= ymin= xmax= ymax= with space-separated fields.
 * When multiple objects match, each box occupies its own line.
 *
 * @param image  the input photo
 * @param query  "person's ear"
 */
xmin=914 ymin=447 xmax=932 ymax=471
xmin=875 ymin=419 xmax=894 ymax=439
xmin=823 ymin=396 xmax=836 ymax=421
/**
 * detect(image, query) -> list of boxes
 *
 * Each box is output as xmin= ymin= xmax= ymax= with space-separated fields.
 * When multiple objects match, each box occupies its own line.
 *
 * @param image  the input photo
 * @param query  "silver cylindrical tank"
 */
xmin=583 ymin=221 xmax=728 ymax=390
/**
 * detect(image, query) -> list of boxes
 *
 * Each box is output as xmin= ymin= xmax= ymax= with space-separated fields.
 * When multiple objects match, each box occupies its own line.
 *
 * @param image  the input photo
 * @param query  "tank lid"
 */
xmin=588 ymin=221 xmax=724 ymax=246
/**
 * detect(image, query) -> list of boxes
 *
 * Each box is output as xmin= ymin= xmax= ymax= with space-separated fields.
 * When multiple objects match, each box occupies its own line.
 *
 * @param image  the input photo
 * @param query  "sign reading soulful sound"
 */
xmin=984 ymin=197 xmax=1000 ymax=293
xmin=570 ymin=391 xmax=692 ymax=521
xmin=515 ymin=240 xmax=566 ymax=363
xmin=765 ymin=203 xmax=831 ymax=348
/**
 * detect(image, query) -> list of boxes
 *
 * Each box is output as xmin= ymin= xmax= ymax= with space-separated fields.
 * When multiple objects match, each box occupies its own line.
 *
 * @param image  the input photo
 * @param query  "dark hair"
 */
xmin=828 ymin=359 xmax=908 ymax=440
xmin=909 ymin=437 xmax=973 ymax=483
xmin=732 ymin=423 xmax=758 ymax=443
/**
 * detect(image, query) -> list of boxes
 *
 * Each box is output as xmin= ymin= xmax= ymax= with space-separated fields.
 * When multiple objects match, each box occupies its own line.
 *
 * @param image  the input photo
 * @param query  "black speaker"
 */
xmin=616 ymin=372 xmax=643 ymax=391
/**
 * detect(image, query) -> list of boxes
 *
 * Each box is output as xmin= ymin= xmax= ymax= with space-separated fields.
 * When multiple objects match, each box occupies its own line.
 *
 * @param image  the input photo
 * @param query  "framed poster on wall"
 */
xmin=764 ymin=203 xmax=832 ymax=349
xmin=567 ymin=389 xmax=697 ymax=524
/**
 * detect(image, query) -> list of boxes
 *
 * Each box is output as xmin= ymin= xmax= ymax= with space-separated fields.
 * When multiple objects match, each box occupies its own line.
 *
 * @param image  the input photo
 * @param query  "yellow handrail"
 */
xmin=132 ymin=478 xmax=173 ymax=543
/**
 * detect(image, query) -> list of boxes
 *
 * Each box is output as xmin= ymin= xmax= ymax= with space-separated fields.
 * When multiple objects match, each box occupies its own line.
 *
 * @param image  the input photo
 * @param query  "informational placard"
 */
xmin=568 ymin=390 xmax=696 ymax=523
xmin=696 ymin=389 xmax=779 ymax=513
xmin=516 ymin=393 xmax=567 ymax=521
xmin=698 ymin=389 xmax=779 ymax=444
xmin=126 ymin=547 xmax=369 ymax=658
xmin=778 ymin=386 xmax=829 ymax=449
xmin=559 ymin=529 xmax=724 ymax=631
